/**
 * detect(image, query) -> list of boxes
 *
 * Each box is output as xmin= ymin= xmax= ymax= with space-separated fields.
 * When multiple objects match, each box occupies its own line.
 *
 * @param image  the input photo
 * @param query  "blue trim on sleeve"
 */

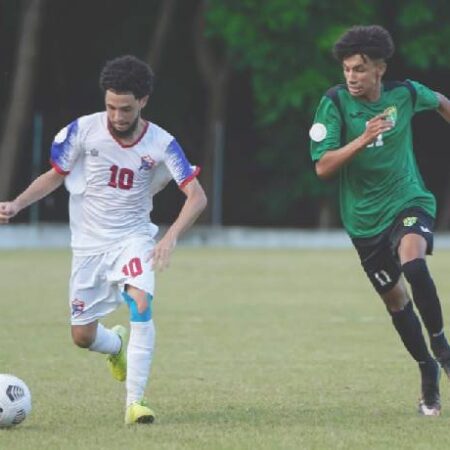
xmin=166 ymin=139 xmax=194 ymax=185
xmin=50 ymin=120 xmax=79 ymax=170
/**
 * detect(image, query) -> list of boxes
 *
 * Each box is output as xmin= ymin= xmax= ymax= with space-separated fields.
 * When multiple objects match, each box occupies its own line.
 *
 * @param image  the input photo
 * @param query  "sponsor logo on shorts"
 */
xmin=71 ymin=298 xmax=85 ymax=317
xmin=403 ymin=216 xmax=418 ymax=227
xmin=420 ymin=225 xmax=431 ymax=233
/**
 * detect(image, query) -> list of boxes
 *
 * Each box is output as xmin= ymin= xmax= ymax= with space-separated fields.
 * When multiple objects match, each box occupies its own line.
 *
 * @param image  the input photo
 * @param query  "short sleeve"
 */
xmin=408 ymin=80 xmax=439 ymax=113
xmin=50 ymin=119 xmax=83 ymax=175
xmin=163 ymin=139 xmax=200 ymax=188
xmin=309 ymin=96 xmax=343 ymax=162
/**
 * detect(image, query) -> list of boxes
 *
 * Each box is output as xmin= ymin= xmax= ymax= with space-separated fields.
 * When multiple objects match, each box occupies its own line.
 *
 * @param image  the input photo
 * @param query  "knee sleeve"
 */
xmin=123 ymin=292 xmax=153 ymax=322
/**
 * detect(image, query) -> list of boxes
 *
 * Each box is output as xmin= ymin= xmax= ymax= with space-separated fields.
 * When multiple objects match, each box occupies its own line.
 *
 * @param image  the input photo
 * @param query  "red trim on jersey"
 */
xmin=108 ymin=120 xmax=149 ymax=148
xmin=179 ymin=166 xmax=201 ymax=189
xmin=50 ymin=160 xmax=69 ymax=175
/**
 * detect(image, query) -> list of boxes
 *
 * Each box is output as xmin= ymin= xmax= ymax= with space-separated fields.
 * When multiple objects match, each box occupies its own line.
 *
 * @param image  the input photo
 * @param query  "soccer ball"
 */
xmin=0 ymin=374 xmax=32 ymax=428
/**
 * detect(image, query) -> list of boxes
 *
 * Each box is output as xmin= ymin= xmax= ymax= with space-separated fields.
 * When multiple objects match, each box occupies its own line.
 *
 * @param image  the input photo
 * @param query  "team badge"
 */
xmin=71 ymin=299 xmax=85 ymax=317
xmin=139 ymin=155 xmax=156 ymax=171
xmin=403 ymin=216 xmax=418 ymax=227
xmin=309 ymin=123 xmax=327 ymax=142
xmin=383 ymin=106 xmax=397 ymax=126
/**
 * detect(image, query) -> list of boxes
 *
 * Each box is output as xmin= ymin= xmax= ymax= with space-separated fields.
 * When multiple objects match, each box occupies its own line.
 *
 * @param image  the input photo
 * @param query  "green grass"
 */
xmin=1 ymin=248 xmax=450 ymax=449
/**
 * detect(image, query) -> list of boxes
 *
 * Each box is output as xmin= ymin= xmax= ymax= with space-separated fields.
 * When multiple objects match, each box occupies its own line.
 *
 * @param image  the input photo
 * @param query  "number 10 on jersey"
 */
xmin=108 ymin=165 xmax=134 ymax=190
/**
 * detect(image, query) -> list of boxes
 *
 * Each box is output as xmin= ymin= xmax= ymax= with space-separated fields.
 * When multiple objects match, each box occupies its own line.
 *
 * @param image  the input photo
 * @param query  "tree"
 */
xmin=205 ymin=0 xmax=450 ymax=227
xmin=146 ymin=0 xmax=177 ymax=73
xmin=205 ymin=0 xmax=376 ymax=226
xmin=0 ymin=0 xmax=46 ymax=200
xmin=194 ymin=0 xmax=231 ymax=224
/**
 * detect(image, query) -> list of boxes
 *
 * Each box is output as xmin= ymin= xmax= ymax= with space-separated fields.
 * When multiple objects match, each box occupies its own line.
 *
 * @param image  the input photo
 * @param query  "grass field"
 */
xmin=1 ymin=247 xmax=450 ymax=449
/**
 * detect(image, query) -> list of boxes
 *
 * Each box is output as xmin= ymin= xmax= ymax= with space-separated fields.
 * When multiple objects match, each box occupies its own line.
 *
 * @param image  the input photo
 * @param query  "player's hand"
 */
xmin=0 ymin=202 xmax=19 ymax=224
xmin=150 ymin=234 xmax=177 ymax=272
xmin=362 ymin=113 xmax=393 ymax=145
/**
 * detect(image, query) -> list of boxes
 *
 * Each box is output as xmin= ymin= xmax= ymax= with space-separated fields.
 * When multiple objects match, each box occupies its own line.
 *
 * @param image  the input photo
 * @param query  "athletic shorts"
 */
xmin=351 ymin=207 xmax=434 ymax=295
xmin=69 ymin=236 xmax=155 ymax=325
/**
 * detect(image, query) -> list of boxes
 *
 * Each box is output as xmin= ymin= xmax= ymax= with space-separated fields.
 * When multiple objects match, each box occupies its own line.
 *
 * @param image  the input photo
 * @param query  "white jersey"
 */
xmin=50 ymin=112 xmax=199 ymax=255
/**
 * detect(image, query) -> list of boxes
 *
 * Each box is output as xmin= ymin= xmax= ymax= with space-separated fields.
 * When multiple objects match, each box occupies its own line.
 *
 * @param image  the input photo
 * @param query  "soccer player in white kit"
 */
xmin=0 ymin=55 xmax=207 ymax=424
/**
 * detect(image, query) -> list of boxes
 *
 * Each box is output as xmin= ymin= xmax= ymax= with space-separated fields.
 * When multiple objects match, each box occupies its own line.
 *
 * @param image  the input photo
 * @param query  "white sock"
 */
xmin=126 ymin=320 xmax=155 ymax=406
xmin=89 ymin=323 xmax=121 ymax=354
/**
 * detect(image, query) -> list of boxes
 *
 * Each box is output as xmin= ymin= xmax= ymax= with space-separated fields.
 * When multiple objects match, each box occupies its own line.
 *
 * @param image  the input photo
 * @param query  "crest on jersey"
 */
xmin=139 ymin=155 xmax=156 ymax=171
xmin=384 ymin=106 xmax=397 ymax=126
xmin=71 ymin=299 xmax=85 ymax=317
xmin=403 ymin=216 xmax=418 ymax=227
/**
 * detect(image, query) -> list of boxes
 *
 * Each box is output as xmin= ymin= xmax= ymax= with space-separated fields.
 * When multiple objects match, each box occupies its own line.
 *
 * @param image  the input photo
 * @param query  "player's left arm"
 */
xmin=151 ymin=177 xmax=207 ymax=271
xmin=436 ymin=92 xmax=450 ymax=123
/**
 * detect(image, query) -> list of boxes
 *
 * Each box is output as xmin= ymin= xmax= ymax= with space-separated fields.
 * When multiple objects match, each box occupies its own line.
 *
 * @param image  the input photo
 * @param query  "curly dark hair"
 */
xmin=332 ymin=25 xmax=395 ymax=62
xmin=99 ymin=55 xmax=154 ymax=99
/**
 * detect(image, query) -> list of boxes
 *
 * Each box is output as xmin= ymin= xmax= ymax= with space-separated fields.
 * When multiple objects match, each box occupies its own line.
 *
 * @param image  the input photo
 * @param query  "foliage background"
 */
xmin=0 ymin=0 xmax=449 ymax=228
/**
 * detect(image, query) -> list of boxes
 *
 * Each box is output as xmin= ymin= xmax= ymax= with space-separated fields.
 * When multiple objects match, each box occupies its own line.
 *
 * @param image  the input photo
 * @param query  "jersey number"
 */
xmin=373 ymin=270 xmax=392 ymax=287
xmin=367 ymin=133 xmax=384 ymax=148
xmin=108 ymin=165 xmax=134 ymax=190
xmin=122 ymin=257 xmax=143 ymax=278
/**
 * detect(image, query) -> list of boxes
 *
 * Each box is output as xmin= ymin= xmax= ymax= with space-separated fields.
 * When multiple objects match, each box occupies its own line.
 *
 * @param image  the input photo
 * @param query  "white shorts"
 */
xmin=69 ymin=236 xmax=155 ymax=325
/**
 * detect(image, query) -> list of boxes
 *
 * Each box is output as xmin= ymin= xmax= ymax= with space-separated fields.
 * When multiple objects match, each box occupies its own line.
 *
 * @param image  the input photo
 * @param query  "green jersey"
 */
xmin=309 ymin=80 xmax=439 ymax=238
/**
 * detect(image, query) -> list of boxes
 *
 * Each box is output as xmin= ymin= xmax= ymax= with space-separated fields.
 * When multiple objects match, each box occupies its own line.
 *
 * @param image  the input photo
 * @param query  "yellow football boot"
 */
xmin=106 ymin=325 xmax=128 ymax=382
xmin=125 ymin=399 xmax=155 ymax=424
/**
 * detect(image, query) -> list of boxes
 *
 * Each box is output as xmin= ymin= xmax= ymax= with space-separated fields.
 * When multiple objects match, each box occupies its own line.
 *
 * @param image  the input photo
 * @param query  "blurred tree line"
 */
xmin=0 ymin=0 xmax=449 ymax=228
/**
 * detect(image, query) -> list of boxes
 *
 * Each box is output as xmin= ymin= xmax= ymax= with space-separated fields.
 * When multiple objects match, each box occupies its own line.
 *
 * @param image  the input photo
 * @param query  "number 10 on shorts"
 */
xmin=122 ymin=257 xmax=143 ymax=277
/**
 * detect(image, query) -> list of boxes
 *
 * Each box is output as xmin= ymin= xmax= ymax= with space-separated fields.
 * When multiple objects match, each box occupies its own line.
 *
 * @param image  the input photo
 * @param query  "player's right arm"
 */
xmin=0 ymin=168 xmax=64 ymax=224
xmin=315 ymin=114 xmax=392 ymax=179
xmin=309 ymin=95 xmax=392 ymax=180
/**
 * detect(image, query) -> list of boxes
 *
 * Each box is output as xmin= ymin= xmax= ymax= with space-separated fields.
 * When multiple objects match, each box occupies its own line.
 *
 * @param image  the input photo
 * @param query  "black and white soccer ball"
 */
xmin=0 ymin=374 xmax=32 ymax=428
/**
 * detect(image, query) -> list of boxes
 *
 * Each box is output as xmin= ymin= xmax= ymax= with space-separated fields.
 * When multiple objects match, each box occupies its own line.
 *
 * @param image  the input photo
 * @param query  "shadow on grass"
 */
xmin=157 ymin=401 xmax=409 ymax=428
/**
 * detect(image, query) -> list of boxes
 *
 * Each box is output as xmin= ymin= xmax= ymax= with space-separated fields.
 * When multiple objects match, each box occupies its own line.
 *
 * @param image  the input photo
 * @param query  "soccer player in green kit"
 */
xmin=310 ymin=25 xmax=450 ymax=416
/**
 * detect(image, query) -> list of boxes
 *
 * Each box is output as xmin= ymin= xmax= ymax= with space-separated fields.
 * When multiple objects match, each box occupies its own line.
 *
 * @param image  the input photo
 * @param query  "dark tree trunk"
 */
xmin=0 ymin=0 xmax=46 ymax=200
xmin=193 ymin=0 xmax=230 ymax=224
xmin=146 ymin=0 xmax=177 ymax=73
